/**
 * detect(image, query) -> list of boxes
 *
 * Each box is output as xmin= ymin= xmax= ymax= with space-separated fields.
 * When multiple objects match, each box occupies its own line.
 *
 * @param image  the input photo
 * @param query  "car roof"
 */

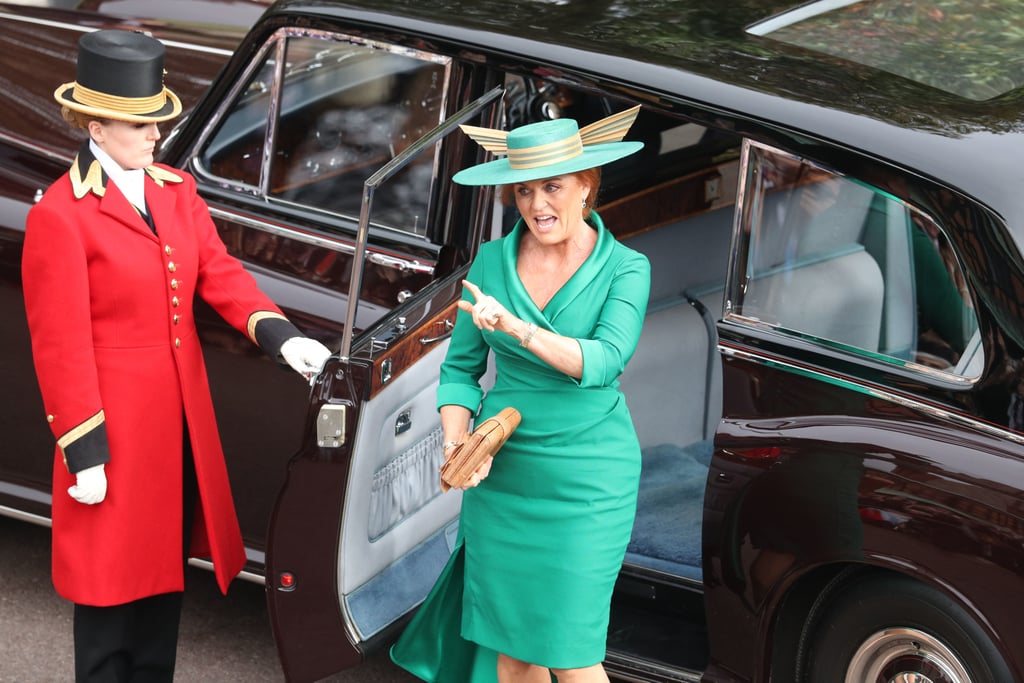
xmin=266 ymin=0 xmax=1024 ymax=231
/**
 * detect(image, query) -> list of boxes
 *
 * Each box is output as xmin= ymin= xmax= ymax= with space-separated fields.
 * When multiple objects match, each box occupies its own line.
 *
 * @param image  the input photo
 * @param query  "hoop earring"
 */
xmin=581 ymin=199 xmax=588 ymax=208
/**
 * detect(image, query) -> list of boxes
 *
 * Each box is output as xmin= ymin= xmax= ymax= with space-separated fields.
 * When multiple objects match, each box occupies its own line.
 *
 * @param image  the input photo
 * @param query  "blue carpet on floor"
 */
xmin=626 ymin=439 xmax=711 ymax=581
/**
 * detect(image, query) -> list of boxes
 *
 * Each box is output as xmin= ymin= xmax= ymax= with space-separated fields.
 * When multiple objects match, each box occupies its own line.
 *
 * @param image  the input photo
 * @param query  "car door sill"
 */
xmin=605 ymin=651 xmax=703 ymax=683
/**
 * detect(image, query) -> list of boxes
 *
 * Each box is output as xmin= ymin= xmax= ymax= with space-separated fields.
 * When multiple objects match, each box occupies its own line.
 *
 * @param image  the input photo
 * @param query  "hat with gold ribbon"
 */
xmin=54 ymin=30 xmax=182 ymax=123
xmin=452 ymin=105 xmax=643 ymax=186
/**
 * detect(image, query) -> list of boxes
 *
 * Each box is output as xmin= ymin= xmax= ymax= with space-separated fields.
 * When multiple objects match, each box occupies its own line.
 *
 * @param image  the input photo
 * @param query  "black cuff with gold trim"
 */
xmin=254 ymin=316 xmax=303 ymax=364
xmin=63 ymin=422 xmax=111 ymax=474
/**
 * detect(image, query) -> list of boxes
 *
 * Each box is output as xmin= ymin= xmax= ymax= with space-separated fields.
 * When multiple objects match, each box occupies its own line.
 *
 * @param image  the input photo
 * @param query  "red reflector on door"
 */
xmin=278 ymin=572 xmax=297 ymax=591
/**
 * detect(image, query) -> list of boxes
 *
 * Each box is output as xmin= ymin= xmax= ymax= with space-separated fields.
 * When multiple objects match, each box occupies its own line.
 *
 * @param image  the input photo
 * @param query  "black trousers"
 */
xmin=73 ymin=432 xmax=198 ymax=683
xmin=73 ymin=592 xmax=184 ymax=683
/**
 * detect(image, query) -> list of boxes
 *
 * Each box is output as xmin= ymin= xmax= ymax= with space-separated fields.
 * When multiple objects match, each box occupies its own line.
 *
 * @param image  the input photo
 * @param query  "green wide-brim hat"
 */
xmin=54 ymin=29 xmax=182 ymax=123
xmin=453 ymin=105 xmax=644 ymax=186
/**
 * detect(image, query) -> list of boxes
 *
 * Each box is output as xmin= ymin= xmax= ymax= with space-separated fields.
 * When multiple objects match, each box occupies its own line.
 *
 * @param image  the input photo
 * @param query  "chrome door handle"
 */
xmin=419 ymin=319 xmax=454 ymax=345
xmin=395 ymin=410 xmax=412 ymax=436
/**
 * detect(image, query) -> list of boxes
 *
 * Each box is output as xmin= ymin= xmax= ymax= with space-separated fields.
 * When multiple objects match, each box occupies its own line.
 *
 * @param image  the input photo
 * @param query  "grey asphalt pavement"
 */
xmin=0 ymin=515 xmax=418 ymax=682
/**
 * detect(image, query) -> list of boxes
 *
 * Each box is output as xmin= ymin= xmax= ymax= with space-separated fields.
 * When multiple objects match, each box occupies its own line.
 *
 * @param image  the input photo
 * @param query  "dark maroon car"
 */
xmin=2 ymin=1 xmax=1024 ymax=681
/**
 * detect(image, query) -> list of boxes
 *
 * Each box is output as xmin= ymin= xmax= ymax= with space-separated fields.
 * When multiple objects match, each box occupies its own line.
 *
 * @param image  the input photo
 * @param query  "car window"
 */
xmin=199 ymin=49 xmax=276 ymax=189
xmin=495 ymin=75 xmax=742 ymax=238
xmin=198 ymin=32 xmax=450 ymax=237
xmin=730 ymin=142 xmax=981 ymax=377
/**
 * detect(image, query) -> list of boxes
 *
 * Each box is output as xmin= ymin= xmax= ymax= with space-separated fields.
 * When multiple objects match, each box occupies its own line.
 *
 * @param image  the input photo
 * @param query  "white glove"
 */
xmin=68 ymin=464 xmax=107 ymax=505
xmin=280 ymin=336 xmax=332 ymax=383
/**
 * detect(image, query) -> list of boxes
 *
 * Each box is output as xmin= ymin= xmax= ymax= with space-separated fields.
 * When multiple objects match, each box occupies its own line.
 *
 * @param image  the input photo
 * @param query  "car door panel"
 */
xmin=265 ymin=79 xmax=503 ymax=678
xmin=267 ymin=296 xmax=489 ymax=682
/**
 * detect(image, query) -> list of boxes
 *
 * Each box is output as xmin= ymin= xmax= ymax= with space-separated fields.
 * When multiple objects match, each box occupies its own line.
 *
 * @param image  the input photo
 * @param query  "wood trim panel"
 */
xmin=600 ymin=159 xmax=740 ymax=240
xmin=369 ymin=302 xmax=459 ymax=397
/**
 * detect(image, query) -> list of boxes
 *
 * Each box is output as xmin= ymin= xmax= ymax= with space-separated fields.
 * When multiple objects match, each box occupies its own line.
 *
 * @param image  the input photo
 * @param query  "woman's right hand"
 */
xmin=460 ymin=456 xmax=493 ymax=489
xmin=460 ymin=280 xmax=514 ymax=333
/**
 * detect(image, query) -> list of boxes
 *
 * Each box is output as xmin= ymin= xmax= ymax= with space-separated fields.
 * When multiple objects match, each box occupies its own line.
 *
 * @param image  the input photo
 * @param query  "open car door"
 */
xmin=265 ymin=87 xmax=503 ymax=683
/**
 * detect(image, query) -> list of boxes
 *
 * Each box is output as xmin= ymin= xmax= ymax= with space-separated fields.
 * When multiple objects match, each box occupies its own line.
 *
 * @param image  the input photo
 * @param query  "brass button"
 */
xmin=164 ymin=245 xmax=173 ymax=255
xmin=168 ymin=262 xmax=176 ymax=272
xmin=175 ymin=338 xmax=181 ymax=348
xmin=170 ymin=278 xmax=179 ymax=290
xmin=173 ymin=314 xmax=180 ymax=325
xmin=47 ymin=414 xmax=54 ymax=423
xmin=172 ymin=296 xmax=180 ymax=307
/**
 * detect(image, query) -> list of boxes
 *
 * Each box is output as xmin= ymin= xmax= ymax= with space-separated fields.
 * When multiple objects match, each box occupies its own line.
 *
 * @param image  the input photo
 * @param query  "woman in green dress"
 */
xmin=392 ymin=106 xmax=650 ymax=682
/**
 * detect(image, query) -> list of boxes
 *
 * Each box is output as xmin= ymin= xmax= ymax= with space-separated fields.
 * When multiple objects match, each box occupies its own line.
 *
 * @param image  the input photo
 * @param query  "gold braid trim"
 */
xmin=57 ymin=410 xmax=105 ymax=452
xmin=145 ymin=165 xmax=184 ymax=187
xmin=247 ymin=311 xmax=288 ymax=343
xmin=72 ymin=82 xmax=167 ymax=115
xmin=70 ymin=156 xmax=106 ymax=200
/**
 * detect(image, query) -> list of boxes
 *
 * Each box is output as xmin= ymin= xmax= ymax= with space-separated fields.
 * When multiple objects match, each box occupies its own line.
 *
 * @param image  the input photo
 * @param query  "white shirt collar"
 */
xmin=89 ymin=139 xmax=147 ymax=215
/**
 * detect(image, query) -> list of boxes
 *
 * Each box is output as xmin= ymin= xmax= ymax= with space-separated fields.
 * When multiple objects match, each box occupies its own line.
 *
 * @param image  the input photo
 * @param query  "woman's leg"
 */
xmin=551 ymin=663 xmax=611 ymax=683
xmin=498 ymin=653 xmax=551 ymax=683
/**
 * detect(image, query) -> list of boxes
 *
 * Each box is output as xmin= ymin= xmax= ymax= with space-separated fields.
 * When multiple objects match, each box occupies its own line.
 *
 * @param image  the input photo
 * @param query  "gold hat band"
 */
xmin=72 ymin=82 xmax=167 ymax=115
xmin=507 ymin=136 xmax=584 ymax=170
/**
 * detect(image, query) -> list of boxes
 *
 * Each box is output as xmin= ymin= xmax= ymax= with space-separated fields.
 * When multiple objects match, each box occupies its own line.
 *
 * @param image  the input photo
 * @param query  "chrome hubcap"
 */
xmin=844 ymin=628 xmax=971 ymax=683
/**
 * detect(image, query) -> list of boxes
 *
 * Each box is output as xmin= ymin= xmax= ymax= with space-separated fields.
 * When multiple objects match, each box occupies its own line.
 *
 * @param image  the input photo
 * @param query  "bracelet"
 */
xmin=520 ymin=322 xmax=538 ymax=348
xmin=443 ymin=440 xmax=462 ymax=452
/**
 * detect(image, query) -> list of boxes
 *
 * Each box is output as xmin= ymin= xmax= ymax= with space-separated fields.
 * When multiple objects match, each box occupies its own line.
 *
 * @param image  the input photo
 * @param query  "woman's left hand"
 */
xmin=460 ymin=280 xmax=512 ymax=332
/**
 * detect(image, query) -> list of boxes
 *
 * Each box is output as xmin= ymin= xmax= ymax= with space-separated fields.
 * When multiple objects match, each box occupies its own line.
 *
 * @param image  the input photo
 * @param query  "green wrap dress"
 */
xmin=392 ymin=212 xmax=650 ymax=679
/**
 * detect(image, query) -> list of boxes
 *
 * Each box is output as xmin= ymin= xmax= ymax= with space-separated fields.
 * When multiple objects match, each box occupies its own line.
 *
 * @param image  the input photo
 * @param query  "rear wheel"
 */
xmin=804 ymin=574 xmax=1011 ymax=683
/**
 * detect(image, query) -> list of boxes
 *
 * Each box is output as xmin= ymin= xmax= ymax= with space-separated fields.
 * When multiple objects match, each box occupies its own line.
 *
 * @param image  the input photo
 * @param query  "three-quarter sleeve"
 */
xmin=577 ymin=249 xmax=650 ymax=388
xmin=437 ymin=255 xmax=491 ymax=413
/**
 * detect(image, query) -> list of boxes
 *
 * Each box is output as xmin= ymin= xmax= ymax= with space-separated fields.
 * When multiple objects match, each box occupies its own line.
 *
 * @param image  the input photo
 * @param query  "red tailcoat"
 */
xmin=23 ymin=146 xmax=297 ymax=606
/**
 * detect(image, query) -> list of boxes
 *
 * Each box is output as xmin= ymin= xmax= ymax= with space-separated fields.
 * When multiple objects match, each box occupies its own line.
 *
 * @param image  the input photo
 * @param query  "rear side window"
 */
xmin=729 ymin=142 xmax=980 ymax=378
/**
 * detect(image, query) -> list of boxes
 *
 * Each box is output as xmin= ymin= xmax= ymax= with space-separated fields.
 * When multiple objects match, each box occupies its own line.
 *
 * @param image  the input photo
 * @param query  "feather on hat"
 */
xmin=452 ymin=105 xmax=643 ymax=185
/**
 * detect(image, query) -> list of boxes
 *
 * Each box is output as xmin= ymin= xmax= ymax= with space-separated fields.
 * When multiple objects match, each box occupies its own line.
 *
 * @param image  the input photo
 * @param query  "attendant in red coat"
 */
xmin=22 ymin=30 xmax=332 ymax=682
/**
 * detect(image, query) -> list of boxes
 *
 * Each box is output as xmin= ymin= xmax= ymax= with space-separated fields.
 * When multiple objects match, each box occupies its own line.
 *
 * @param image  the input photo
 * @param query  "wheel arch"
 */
xmin=764 ymin=560 xmax=1021 ymax=682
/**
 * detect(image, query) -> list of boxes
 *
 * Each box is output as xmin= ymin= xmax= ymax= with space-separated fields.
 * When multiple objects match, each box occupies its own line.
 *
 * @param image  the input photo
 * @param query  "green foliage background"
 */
xmin=767 ymin=0 xmax=1024 ymax=101
xmin=363 ymin=0 xmax=1024 ymax=135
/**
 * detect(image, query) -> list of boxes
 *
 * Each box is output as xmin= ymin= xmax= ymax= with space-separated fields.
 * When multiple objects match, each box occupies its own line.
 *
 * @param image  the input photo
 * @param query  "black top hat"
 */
xmin=54 ymin=30 xmax=182 ymax=123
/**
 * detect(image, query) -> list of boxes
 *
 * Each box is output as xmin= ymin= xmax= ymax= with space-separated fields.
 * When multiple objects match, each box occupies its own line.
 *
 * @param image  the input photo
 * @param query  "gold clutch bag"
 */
xmin=439 ymin=407 xmax=521 ymax=492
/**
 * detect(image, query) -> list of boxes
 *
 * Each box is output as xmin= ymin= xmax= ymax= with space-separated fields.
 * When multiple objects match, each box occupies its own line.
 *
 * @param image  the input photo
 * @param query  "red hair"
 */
xmin=501 ymin=167 xmax=603 ymax=219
